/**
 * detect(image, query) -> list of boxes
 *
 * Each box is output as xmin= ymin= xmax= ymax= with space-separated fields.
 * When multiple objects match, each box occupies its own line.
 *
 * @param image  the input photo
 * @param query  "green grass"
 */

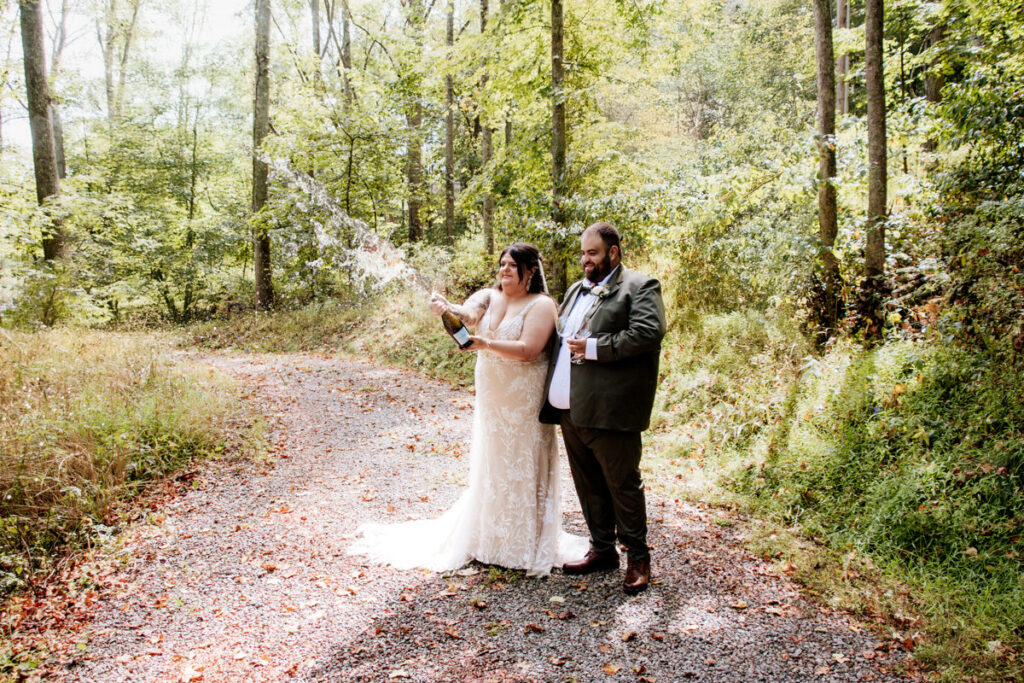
xmin=0 ymin=328 xmax=255 ymax=596
xmin=647 ymin=309 xmax=1023 ymax=682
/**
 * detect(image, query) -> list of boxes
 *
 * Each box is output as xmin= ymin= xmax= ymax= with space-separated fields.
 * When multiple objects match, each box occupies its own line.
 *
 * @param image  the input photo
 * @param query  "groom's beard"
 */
xmin=585 ymin=254 xmax=612 ymax=283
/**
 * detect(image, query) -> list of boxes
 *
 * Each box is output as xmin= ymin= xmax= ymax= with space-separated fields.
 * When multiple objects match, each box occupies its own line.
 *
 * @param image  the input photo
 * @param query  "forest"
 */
xmin=0 ymin=0 xmax=1022 ymax=680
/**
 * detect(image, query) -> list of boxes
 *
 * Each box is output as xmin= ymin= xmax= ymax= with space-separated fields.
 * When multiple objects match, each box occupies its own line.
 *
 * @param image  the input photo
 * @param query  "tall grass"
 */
xmin=0 ymin=328 xmax=247 ymax=594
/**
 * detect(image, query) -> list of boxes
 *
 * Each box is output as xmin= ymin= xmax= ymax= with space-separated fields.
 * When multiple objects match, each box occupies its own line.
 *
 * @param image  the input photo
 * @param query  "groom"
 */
xmin=541 ymin=221 xmax=666 ymax=594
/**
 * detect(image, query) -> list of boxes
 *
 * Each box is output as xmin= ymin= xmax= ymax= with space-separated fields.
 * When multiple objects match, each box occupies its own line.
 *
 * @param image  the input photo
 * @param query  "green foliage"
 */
xmin=0 ymin=329 xmax=250 ymax=594
xmin=651 ymin=312 xmax=1023 ymax=681
xmin=927 ymin=0 xmax=1024 ymax=353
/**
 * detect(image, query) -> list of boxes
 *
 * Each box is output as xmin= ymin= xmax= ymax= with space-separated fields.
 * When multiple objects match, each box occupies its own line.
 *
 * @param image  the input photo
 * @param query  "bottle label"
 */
xmin=453 ymin=327 xmax=471 ymax=345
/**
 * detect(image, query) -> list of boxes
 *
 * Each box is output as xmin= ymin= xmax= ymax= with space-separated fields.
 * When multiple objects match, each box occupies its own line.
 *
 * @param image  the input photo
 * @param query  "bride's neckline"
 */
xmin=486 ymin=292 xmax=541 ymax=333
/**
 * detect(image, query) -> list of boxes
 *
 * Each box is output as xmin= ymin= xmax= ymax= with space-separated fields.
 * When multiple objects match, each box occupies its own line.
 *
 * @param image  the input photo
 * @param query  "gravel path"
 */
xmin=50 ymin=352 xmax=910 ymax=682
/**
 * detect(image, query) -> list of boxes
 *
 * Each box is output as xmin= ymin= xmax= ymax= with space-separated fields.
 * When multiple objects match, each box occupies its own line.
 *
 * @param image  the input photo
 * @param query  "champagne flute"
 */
xmin=570 ymin=317 xmax=591 ymax=364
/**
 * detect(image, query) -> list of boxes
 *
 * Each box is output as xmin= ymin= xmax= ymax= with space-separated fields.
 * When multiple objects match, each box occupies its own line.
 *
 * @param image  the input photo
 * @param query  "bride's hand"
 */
xmin=461 ymin=335 xmax=487 ymax=352
xmin=429 ymin=292 xmax=450 ymax=316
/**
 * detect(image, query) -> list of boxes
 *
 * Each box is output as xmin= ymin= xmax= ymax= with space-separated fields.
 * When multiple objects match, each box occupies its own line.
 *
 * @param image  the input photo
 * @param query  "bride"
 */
xmin=349 ymin=242 xmax=588 ymax=576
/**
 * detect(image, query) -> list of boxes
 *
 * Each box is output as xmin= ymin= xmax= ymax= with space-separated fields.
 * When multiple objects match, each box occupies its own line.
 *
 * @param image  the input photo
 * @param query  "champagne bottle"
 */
xmin=441 ymin=309 xmax=473 ymax=349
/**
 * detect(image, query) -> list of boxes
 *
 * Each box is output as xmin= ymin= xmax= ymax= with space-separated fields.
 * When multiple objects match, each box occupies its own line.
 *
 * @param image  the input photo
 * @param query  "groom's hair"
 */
xmin=585 ymin=221 xmax=622 ymax=254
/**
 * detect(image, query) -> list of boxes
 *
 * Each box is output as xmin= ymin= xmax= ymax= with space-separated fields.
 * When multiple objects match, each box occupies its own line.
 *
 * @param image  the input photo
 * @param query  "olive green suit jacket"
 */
xmin=539 ymin=266 xmax=666 ymax=432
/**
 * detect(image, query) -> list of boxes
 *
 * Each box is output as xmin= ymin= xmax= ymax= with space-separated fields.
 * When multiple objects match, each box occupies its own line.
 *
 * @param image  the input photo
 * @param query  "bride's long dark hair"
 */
xmin=497 ymin=242 xmax=546 ymax=294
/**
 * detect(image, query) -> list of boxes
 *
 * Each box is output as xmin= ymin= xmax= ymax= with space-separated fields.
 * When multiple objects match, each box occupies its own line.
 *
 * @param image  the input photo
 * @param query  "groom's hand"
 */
xmin=566 ymin=338 xmax=587 ymax=356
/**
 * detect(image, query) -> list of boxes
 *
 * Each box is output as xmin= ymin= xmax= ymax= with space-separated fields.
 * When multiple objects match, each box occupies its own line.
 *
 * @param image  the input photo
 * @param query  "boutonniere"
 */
xmin=590 ymin=285 xmax=610 ymax=299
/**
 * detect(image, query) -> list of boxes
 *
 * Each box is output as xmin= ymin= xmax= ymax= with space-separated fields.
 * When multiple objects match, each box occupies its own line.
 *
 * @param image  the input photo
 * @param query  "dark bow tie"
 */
xmin=580 ymin=282 xmax=597 ymax=294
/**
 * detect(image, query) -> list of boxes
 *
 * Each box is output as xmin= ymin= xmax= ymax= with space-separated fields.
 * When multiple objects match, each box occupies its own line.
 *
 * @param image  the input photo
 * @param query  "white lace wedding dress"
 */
xmin=349 ymin=295 xmax=588 ymax=576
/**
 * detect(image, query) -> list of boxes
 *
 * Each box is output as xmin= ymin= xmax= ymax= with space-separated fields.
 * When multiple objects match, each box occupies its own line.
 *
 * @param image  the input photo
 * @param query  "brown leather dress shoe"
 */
xmin=623 ymin=558 xmax=651 ymax=594
xmin=562 ymin=550 xmax=620 ymax=575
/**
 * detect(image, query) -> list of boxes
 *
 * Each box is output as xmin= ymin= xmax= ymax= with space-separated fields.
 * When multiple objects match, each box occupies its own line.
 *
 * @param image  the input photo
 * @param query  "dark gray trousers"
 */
xmin=559 ymin=412 xmax=649 ymax=562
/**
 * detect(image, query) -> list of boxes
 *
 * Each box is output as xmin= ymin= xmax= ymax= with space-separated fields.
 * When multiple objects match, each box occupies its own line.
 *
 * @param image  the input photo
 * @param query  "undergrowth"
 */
xmin=649 ymin=309 xmax=1023 ymax=682
xmin=0 ymin=328 xmax=251 ymax=596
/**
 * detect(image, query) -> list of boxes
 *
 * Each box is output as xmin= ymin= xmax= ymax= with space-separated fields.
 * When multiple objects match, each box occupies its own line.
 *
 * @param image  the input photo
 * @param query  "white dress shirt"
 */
xmin=547 ymin=267 xmax=618 ymax=410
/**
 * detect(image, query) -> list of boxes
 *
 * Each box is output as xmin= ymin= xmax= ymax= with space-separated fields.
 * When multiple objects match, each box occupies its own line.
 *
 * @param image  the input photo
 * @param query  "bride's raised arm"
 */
xmin=429 ymin=288 xmax=492 ymax=327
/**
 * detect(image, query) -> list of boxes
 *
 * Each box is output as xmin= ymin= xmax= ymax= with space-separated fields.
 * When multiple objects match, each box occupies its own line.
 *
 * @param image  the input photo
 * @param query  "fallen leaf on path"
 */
xmin=179 ymin=666 xmax=203 ymax=682
xmin=601 ymin=663 xmax=621 ymax=675
xmin=651 ymin=632 xmax=665 ymax=641
xmin=524 ymin=623 xmax=546 ymax=633
xmin=814 ymin=665 xmax=831 ymax=675
xmin=621 ymin=631 xmax=637 ymax=642
xmin=729 ymin=600 xmax=747 ymax=610
xmin=544 ymin=609 xmax=574 ymax=620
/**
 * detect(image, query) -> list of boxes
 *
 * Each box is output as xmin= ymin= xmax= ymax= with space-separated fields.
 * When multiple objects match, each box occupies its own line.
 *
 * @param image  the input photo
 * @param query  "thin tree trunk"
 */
xmin=550 ymin=0 xmax=567 ymax=294
xmin=813 ymin=0 xmax=842 ymax=335
xmin=52 ymin=108 xmax=66 ymax=179
xmin=835 ymin=0 xmax=849 ymax=116
xmin=253 ymin=0 xmax=274 ymax=309
xmin=310 ymin=0 xmax=320 ymax=57
xmin=100 ymin=0 xmax=116 ymax=121
xmin=480 ymin=0 xmax=493 ymax=255
xmin=404 ymin=0 xmax=424 ymax=242
xmin=406 ymin=102 xmax=423 ymax=242
xmin=115 ymin=0 xmax=139 ymax=119
xmin=923 ymin=23 xmax=944 ymax=152
xmin=19 ymin=0 xmax=63 ymax=260
xmin=862 ymin=0 xmax=887 ymax=336
xmin=49 ymin=0 xmax=69 ymax=179
xmin=924 ymin=24 xmax=944 ymax=104
xmin=444 ymin=0 xmax=455 ymax=245
xmin=341 ymin=0 xmax=352 ymax=103
xmin=98 ymin=0 xmax=141 ymax=123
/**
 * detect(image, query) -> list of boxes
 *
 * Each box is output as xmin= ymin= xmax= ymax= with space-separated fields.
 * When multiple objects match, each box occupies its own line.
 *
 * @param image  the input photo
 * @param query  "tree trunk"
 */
xmin=835 ymin=0 xmax=849 ymax=116
xmin=813 ymin=0 xmax=842 ymax=335
xmin=310 ymin=0 xmax=320 ymax=57
xmin=923 ymin=23 xmax=944 ymax=152
xmin=52 ymin=107 xmax=67 ymax=179
xmin=19 ymin=0 xmax=63 ymax=260
xmin=252 ymin=0 xmax=274 ymax=309
xmin=341 ymin=0 xmax=352 ymax=102
xmin=406 ymin=102 xmax=423 ymax=242
xmin=404 ymin=0 xmax=424 ymax=242
xmin=98 ymin=0 xmax=140 ymax=123
xmin=444 ymin=0 xmax=455 ymax=245
xmin=550 ymin=0 xmax=567 ymax=295
xmin=50 ymin=0 xmax=69 ymax=179
xmin=480 ymin=0 xmax=494 ymax=255
xmin=924 ymin=24 xmax=944 ymax=104
xmin=862 ymin=0 xmax=887 ymax=336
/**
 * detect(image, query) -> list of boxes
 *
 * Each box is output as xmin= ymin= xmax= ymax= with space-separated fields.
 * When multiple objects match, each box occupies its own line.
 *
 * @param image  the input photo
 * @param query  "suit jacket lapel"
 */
xmin=561 ymin=281 xmax=585 ymax=315
xmin=582 ymin=267 xmax=624 ymax=321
